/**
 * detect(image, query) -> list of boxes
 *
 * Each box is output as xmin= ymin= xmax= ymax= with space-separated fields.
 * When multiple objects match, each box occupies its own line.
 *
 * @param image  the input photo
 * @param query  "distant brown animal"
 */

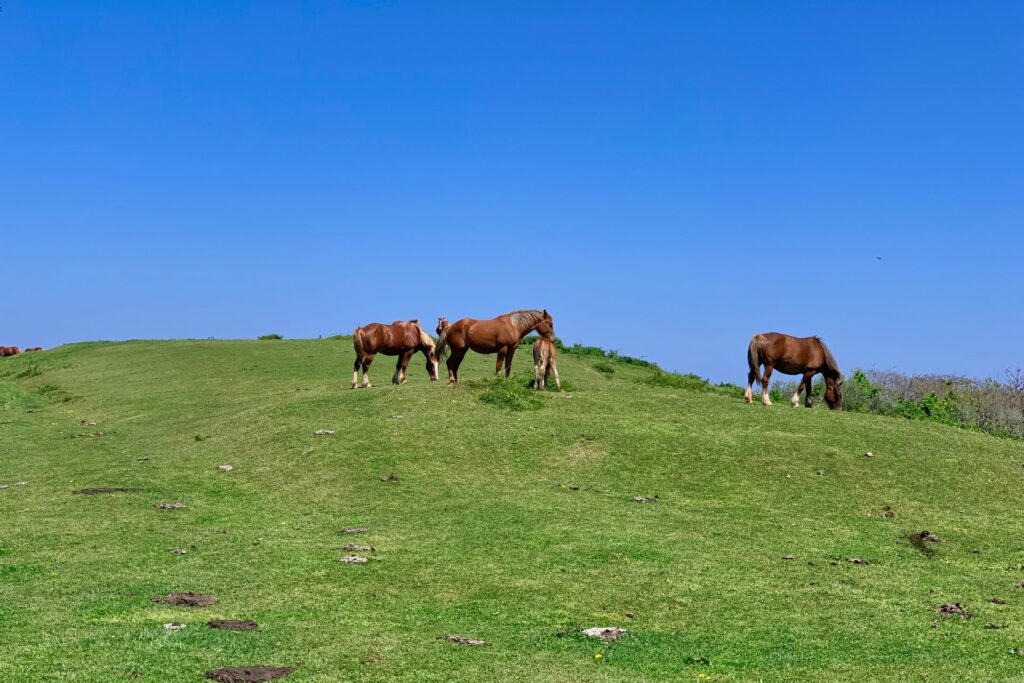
xmin=24 ymin=347 xmax=43 ymax=353
xmin=352 ymin=320 xmax=438 ymax=388
xmin=532 ymin=336 xmax=560 ymax=391
xmin=0 ymin=346 xmax=21 ymax=357
xmin=435 ymin=309 xmax=554 ymax=384
xmin=746 ymin=333 xmax=843 ymax=409
xmin=436 ymin=316 xmax=449 ymax=337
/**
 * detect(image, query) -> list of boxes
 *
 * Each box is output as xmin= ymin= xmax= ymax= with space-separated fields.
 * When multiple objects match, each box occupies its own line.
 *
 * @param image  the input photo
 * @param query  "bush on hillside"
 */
xmin=258 ymin=334 xmax=283 ymax=340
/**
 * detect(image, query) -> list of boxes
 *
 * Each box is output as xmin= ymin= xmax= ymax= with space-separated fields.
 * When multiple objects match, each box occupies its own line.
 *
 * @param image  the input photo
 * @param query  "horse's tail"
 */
xmin=434 ymin=325 xmax=450 ymax=362
xmin=816 ymin=337 xmax=843 ymax=381
xmin=747 ymin=334 xmax=764 ymax=382
xmin=352 ymin=328 xmax=365 ymax=365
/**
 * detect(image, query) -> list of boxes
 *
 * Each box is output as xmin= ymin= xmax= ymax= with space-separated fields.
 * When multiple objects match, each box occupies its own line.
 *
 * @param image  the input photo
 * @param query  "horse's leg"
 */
xmin=745 ymin=368 xmax=757 ymax=404
xmin=551 ymin=359 xmax=560 ymax=390
xmin=761 ymin=365 xmax=774 ymax=406
xmin=504 ymin=345 xmax=516 ymax=378
xmin=352 ymin=354 xmax=362 ymax=389
xmin=495 ymin=348 xmax=506 ymax=378
xmin=448 ymin=346 xmax=468 ymax=384
xmin=804 ymin=372 xmax=815 ymax=408
xmin=362 ymin=354 xmax=375 ymax=388
xmin=392 ymin=354 xmax=405 ymax=385
xmin=400 ymin=350 xmax=414 ymax=384
xmin=791 ymin=374 xmax=803 ymax=408
xmin=533 ymin=355 xmax=542 ymax=390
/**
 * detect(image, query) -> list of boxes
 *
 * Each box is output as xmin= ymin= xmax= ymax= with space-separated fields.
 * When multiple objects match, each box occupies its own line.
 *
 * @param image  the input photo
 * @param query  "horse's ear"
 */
xmin=410 ymin=319 xmax=419 ymax=325
xmin=543 ymin=308 xmax=549 ymax=317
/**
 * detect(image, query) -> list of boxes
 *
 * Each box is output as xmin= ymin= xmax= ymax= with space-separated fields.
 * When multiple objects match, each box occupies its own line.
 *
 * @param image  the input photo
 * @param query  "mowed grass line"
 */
xmin=1 ymin=339 xmax=1023 ymax=681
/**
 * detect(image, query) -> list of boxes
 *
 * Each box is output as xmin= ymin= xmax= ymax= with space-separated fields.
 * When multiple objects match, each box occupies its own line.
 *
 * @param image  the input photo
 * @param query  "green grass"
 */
xmin=1 ymin=339 xmax=1023 ymax=682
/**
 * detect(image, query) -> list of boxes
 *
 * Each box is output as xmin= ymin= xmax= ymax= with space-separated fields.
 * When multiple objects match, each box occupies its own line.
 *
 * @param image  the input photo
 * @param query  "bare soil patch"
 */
xmin=152 ymin=592 xmax=218 ymax=607
xmin=204 ymin=666 xmax=294 ymax=682
xmin=73 ymin=487 xmax=143 ymax=495
xmin=937 ymin=603 xmax=972 ymax=620
xmin=208 ymin=620 xmax=258 ymax=631
xmin=339 ymin=527 xmax=369 ymax=535
xmin=438 ymin=635 xmax=485 ymax=646
xmin=155 ymin=502 xmax=187 ymax=510
xmin=583 ymin=627 xmax=626 ymax=641
xmin=338 ymin=555 xmax=368 ymax=564
xmin=342 ymin=544 xmax=375 ymax=552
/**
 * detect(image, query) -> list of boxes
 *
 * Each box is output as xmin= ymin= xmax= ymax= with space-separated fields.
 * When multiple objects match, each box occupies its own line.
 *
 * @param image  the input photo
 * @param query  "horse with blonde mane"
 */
xmin=533 ymin=335 xmax=560 ymax=391
xmin=435 ymin=309 xmax=554 ymax=384
xmin=745 ymin=333 xmax=844 ymax=409
xmin=351 ymin=320 xmax=438 ymax=388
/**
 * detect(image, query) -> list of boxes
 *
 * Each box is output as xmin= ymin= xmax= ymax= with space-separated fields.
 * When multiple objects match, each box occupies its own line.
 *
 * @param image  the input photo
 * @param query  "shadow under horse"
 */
xmin=745 ymin=333 xmax=844 ymax=409
xmin=351 ymin=320 xmax=438 ymax=388
xmin=434 ymin=309 xmax=554 ymax=384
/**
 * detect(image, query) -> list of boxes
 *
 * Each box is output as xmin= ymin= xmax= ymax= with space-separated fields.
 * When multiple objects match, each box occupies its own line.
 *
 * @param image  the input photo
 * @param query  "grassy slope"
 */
xmin=1 ymin=339 xmax=1023 ymax=682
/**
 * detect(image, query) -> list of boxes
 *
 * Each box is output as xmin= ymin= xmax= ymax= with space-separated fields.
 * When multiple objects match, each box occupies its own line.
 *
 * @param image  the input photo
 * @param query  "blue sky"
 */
xmin=2 ymin=1 xmax=1022 ymax=382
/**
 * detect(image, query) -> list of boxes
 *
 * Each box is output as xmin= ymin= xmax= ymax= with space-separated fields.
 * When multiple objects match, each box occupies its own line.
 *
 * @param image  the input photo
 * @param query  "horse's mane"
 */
xmin=815 ymin=337 xmax=843 ymax=381
xmin=417 ymin=324 xmax=435 ymax=350
xmin=507 ymin=309 xmax=545 ymax=328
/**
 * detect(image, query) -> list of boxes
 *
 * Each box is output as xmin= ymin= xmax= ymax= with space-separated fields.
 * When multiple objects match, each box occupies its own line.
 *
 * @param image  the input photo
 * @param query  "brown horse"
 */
xmin=745 ymin=333 xmax=844 ymax=409
xmin=435 ymin=309 xmax=554 ymax=384
xmin=0 ymin=346 xmax=21 ymax=357
xmin=532 ymin=336 xmax=561 ymax=391
xmin=352 ymin=320 xmax=438 ymax=388
xmin=24 ymin=347 xmax=43 ymax=353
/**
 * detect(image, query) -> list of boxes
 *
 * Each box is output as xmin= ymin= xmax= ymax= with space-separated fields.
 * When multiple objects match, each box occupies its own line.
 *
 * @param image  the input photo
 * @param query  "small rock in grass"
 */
xmin=438 ymin=634 xmax=485 ymax=646
xmin=864 ymin=451 xmax=874 ymax=457
xmin=380 ymin=473 xmax=398 ymax=483
xmin=155 ymin=502 xmax=187 ymax=510
xmin=218 ymin=464 xmax=234 ymax=472
xmin=909 ymin=530 xmax=941 ymax=543
xmin=0 ymin=481 xmax=29 ymax=490
xmin=781 ymin=554 xmax=796 ymax=560
xmin=339 ymin=527 xmax=369 ymax=535
xmin=163 ymin=622 xmax=186 ymax=630
xmin=630 ymin=496 xmax=658 ymax=503
xmin=583 ymin=627 xmax=626 ymax=641
xmin=1011 ymin=648 xmax=1024 ymax=657
xmin=313 ymin=428 xmax=335 ymax=436
xmin=846 ymin=557 xmax=870 ymax=565
xmin=987 ymin=623 xmax=1005 ymax=629
xmin=167 ymin=547 xmax=190 ymax=555
xmin=342 ymin=544 xmax=374 ymax=553
xmin=80 ymin=420 xmax=97 ymax=426
xmin=624 ymin=611 xmax=636 ymax=619
xmin=337 ymin=555 xmax=368 ymax=564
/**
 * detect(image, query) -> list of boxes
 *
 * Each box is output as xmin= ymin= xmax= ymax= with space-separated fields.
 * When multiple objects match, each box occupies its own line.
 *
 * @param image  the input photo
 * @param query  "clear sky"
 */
xmin=2 ymin=1 xmax=1022 ymax=383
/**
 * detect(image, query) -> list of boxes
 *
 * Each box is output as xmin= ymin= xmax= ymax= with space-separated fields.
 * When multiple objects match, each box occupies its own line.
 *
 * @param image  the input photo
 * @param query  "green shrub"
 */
xmin=258 ymin=334 xmax=283 ymax=340
xmin=593 ymin=362 xmax=616 ymax=376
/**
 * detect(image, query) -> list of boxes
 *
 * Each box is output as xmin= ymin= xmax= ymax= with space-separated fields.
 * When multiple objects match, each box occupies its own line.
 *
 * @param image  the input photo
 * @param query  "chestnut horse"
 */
xmin=745 ymin=333 xmax=844 ymax=409
xmin=435 ymin=309 xmax=554 ymax=384
xmin=0 ymin=346 xmax=21 ymax=357
xmin=532 ymin=336 xmax=560 ymax=391
xmin=352 ymin=320 xmax=438 ymax=388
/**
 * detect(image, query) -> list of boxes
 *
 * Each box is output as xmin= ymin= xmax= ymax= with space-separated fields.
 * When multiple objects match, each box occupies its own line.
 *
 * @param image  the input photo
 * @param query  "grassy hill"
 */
xmin=1 ymin=339 xmax=1023 ymax=682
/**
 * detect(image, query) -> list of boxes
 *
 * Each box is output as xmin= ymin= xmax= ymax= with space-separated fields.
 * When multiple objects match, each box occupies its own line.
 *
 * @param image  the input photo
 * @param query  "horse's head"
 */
xmin=436 ymin=316 xmax=449 ymax=336
xmin=417 ymin=326 xmax=440 ymax=381
xmin=535 ymin=309 xmax=555 ymax=340
xmin=824 ymin=374 xmax=844 ymax=410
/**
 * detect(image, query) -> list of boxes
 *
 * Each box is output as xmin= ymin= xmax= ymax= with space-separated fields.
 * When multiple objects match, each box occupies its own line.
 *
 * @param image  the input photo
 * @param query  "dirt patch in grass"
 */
xmin=438 ymin=634 xmax=486 ymax=646
xmin=73 ymin=487 xmax=143 ymax=495
xmin=338 ymin=555 xmax=368 ymax=564
xmin=380 ymin=473 xmax=398 ymax=483
xmin=631 ymin=495 xmax=659 ymax=503
xmin=342 ymin=544 xmax=375 ymax=552
xmin=936 ymin=603 xmax=972 ymax=620
xmin=204 ymin=666 xmax=294 ymax=682
xmin=152 ymin=592 xmax=218 ymax=607
xmin=209 ymin=620 xmax=258 ymax=631
xmin=339 ymin=527 xmax=369 ymax=535
xmin=155 ymin=502 xmax=187 ymax=510
xmin=583 ymin=627 xmax=626 ymax=641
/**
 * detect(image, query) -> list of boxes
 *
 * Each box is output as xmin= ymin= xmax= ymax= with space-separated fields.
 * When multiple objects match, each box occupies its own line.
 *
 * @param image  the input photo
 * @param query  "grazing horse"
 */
xmin=0 ymin=346 xmax=21 ymax=357
xmin=532 ymin=336 xmax=561 ymax=391
xmin=351 ymin=320 xmax=439 ymax=388
xmin=435 ymin=309 xmax=554 ymax=384
xmin=24 ymin=347 xmax=43 ymax=353
xmin=745 ymin=333 xmax=844 ymax=409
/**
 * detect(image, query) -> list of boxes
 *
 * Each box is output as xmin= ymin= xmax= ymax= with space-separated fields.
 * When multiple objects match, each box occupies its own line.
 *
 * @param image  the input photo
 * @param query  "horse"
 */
xmin=435 ymin=309 xmax=554 ymax=384
xmin=24 ymin=347 xmax=43 ymax=353
xmin=532 ymin=336 xmax=561 ymax=391
xmin=351 ymin=320 xmax=439 ymax=389
xmin=745 ymin=333 xmax=844 ymax=409
xmin=0 ymin=346 xmax=20 ymax=357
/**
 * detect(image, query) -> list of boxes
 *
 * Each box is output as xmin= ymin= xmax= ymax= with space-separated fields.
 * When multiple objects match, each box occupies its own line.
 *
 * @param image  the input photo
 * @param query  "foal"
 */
xmin=532 ymin=336 xmax=560 ymax=390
